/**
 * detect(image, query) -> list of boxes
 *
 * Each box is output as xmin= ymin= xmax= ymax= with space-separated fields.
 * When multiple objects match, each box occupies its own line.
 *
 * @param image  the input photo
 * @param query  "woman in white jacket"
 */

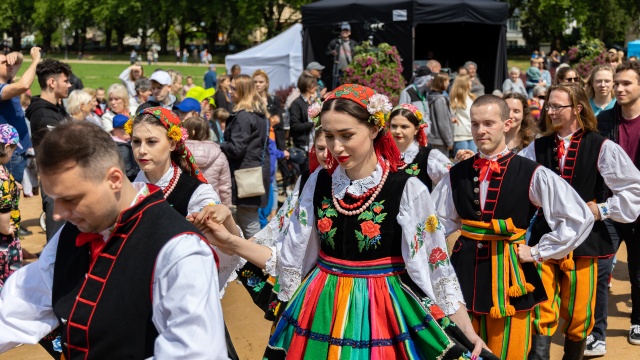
xmin=449 ymin=74 xmax=477 ymax=153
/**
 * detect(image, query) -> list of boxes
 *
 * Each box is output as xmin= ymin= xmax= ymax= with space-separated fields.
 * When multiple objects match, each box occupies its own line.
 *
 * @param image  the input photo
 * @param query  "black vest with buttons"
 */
xmin=528 ymin=131 xmax=613 ymax=257
xmin=51 ymin=187 xmax=205 ymax=359
xmin=448 ymin=152 xmax=546 ymax=314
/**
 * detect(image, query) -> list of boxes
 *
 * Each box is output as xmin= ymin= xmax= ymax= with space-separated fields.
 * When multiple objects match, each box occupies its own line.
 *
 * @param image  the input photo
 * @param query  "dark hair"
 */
xmin=0 ymin=143 xmax=17 ymax=158
xmin=213 ymin=107 xmax=230 ymax=122
xmin=503 ymin=92 xmax=539 ymax=149
xmin=135 ymin=78 xmax=151 ymax=94
xmin=430 ymin=73 xmax=450 ymax=92
xmin=183 ymin=116 xmax=210 ymax=141
xmin=471 ymin=94 xmax=511 ymax=121
xmin=132 ymin=113 xmax=191 ymax=175
xmin=388 ymin=108 xmax=427 ymax=147
xmin=97 ymin=87 xmax=105 ymax=92
xmin=320 ymin=98 xmax=401 ymax=173
xmin=297 ymin=72 xmax=317 ymax=94
xmin=36 ymin=122 xmax=124 ymax=180
xmin=615 ymin=60 xmax=640 ymax=82
xmin=554 ymin=66 xmax=577 ymax=85
xmin=36 ymin=59 xmax=71 ymax=89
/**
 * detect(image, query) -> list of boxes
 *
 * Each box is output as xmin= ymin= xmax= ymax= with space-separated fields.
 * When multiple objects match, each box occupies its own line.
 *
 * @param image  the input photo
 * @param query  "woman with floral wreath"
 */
xmin=125 ymin=107 xmax=241 ymax=359
xmin=389 ymin=103 xmax=452 ymax=192
xmin=194 ymin=85 xmax=497 ymax=359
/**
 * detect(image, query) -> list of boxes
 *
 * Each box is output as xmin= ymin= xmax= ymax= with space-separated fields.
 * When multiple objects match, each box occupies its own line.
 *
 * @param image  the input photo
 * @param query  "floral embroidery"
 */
xmin=412 ymin=221 xmax=427 ymax=258
xmin=297 ymin=209 xmax=308 ymax=226
xmin=355 ymin=201 xmax=386 ymax=252
xmin=241 ymin=269 xmax=265 ymax=292
xmin=317 ymin=197 xmax=338 ymax=248
xmin=276 ymin=194 xmax=297 ymax=234
xmin=405 ymin=163 xmax=421 ymax=176
xmin=428 ymin=247 xmax=450 ymax=271
xmin=598 ymin=203 xmax=610 ymax=218
xmin=425 ymin=214 xmax=441 ymax=233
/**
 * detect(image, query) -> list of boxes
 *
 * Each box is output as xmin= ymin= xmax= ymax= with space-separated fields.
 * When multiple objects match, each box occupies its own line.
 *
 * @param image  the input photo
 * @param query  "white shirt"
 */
xmin=0 ymin=184 xmax=229 ymax=359
xmin=274 ymin=164 xmax=466 ymax=316
xmin=519 ymin=134 xmax=640 ymax=223
xmin=433 ymin=147 xmax=594 ymax=262
xmin=134 ymin=167 xmax=239 ymax=296
xmin=401 ymin=141 xmax=452 ymax=186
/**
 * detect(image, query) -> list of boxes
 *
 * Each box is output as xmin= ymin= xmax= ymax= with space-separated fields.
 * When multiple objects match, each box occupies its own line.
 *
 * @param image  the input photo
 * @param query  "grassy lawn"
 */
xmin=16 ymin=61 xmax=227 ymax=96
xmin=507 ymin=55 xmax=533 ymax=72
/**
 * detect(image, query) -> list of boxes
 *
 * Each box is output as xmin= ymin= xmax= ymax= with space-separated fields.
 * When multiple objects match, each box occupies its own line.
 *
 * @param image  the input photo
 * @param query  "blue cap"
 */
xmin=175 ymin=98 xmax=201 ymax=113
xmin=112 ymin=114 xmax=129 ymax=128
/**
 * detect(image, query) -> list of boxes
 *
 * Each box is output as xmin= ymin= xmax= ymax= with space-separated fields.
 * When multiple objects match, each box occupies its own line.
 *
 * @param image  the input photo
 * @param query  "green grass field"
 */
xmin=16 ymin=61 xmax=227 ymax=96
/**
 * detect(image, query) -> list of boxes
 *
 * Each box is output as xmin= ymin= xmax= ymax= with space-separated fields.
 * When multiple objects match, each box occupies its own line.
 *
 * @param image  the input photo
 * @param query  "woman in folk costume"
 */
xmin=389 ymin=103 xmax=452 ymax=191
xmin=196 ymin=85 xmax=497 ymax=359
xmin=125 ymin=107 xmax=241 ymax=359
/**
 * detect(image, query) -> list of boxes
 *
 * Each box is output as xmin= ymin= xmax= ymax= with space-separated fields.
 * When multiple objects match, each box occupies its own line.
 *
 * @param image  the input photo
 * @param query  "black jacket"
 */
xmin=115 ymin=141 xmax=140 ymax=182
xmin=267 ymin=95 xmax=286 ymax=150
xmin=221 ymin=110 xmax=270 ymax=208
xmin=26 ymin=96 xmax=70 ymax=148
xmin=597 ymin=104 xmax=640 ymax=170
xmin=289 ymin=96 xmax=313 ymax=148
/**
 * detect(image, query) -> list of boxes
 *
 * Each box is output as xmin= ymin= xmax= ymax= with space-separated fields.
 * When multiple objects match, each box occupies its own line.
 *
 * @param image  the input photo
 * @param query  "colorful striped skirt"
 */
xmin=265 ymin=252 xmax=483 ymax=360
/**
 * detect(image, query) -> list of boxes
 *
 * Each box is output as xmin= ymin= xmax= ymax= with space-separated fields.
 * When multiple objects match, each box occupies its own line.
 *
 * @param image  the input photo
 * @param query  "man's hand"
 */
xmin=187 ymin=204 xmax=232 ymax=230
xmin=5 ymin=52 xmax=21 ymax=66
xmin=30 ymin=47 xmax=41 ymax=64
xmin=284 ymin=150 xmax=290 ymax=159
xmin=586 ymin=201 xmax=601 ymax=221
xmin=518 ymin=244 xmax=535 ymax=263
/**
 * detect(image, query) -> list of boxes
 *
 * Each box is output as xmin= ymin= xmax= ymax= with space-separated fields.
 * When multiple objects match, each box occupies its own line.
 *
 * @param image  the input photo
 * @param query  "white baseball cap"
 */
xmin=149 ymin=71 xmax=172 ymax=85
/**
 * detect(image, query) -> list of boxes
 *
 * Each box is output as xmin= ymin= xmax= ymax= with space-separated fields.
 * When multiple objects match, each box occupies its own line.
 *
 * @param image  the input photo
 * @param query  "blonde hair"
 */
xmin=84 ymin=87 xmax=96 ymax=97
xmin=67 ymin=90 xmax=93 ymax=115
xmin=544 ymin=84 xmax=598 ymax=136
xmin=585 ymin=65 xmax=615 ymax=99
xmin=107 ymin=83 xmax=130 ymax=110
xmin=232 ymin=74 xmax=267 ymax=114
xmin=167 ymin=69 xmax=182 ymax=85
xmin=450 ymin=74 xmax=476 ymax=111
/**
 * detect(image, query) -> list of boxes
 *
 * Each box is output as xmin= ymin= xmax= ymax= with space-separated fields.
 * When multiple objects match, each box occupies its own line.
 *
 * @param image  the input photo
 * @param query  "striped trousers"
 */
xmin=471 ymin=311 xmax=533 ymax=360
xmin=533 ymin=257 xmax=597 ymax=341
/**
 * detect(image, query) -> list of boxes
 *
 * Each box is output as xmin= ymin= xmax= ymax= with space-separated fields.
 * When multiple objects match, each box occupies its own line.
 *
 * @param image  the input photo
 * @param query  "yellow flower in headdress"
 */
xmin=425 ymin=214 xmax=440 ymax=233
xmin=167 ymin=125 xmax=183 ymax=142
xmin=415 ymin=110 xmax=423 ymax=122
xmin=124 ymin=119 xmax=133 ymax=135
xmin=373 ymin=111 xmax=386 ymax=128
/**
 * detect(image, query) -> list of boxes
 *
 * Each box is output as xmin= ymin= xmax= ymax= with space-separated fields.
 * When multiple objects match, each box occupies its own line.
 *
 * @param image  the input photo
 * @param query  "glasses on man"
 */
xmin=564 ymin=77 xmax=580 ymax=83
xmin=544 ymin=104 xmax=573 ymax=112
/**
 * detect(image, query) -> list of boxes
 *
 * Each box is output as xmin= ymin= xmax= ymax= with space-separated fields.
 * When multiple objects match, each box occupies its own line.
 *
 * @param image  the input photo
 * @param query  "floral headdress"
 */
xmin=322 ymin=84 xmax=393 ymax=131
xmin=125 ymin=107 xmax=207 ymax=184
xmin=391 ymin=103 xmax=429 ymax=147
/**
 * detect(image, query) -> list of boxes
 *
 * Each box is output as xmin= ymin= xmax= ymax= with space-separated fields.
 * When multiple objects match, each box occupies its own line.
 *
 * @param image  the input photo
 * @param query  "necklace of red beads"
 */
xmin=162 ymin=163 xmax=180 ymax=198
xmin=332 ymin=158 xmax=389 ymax=216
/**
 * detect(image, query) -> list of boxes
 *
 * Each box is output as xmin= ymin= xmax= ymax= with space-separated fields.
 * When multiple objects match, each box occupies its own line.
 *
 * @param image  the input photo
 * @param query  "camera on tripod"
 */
xmin=365 ymin=22 xmax=385 ymax=32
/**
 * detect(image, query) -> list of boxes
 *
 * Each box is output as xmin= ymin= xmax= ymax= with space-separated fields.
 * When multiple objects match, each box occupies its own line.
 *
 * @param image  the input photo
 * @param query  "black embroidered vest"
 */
xmin=529 ymin=131 xmax=613 ymax=257
xmin=165 ymin=171 xmax=204 ymax=216
xmin=404 ymin=146 xmax=434 ymax=191
xmin=449 ymin=152 xmax=546 ymax=313
xmin=51 ymin=188 xmax=206 ymax=359
xmin=313 ymin=169 xmax=409 ymax=260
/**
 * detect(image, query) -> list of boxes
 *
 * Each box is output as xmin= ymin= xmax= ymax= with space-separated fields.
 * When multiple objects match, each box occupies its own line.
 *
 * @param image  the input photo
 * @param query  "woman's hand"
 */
xmin=454 ymin=149 xmax=475 ymax=163
xmin=465 ymin=330 xmax=490 ymax=357
xmin=201 ymin=218 xmax=237 ymax=255
xmin=188 ymin=204 xmax=232 ymax=230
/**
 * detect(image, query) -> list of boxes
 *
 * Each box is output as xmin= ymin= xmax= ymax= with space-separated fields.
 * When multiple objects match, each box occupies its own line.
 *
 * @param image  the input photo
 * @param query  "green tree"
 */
xmin=0 ymin=0 xmax=35 ymax=51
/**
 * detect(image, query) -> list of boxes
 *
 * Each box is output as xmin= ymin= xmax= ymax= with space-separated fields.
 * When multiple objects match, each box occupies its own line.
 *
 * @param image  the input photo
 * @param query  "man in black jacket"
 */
xmin=592 ymin=60 xmax=640 ymax=354
xmin=25 ymin=58 xmax=71 ymax=241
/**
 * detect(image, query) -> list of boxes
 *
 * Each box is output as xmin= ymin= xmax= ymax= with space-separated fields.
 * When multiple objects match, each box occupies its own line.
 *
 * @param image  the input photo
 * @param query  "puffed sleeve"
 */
xmin=397 ymin=177 xmax=465 ymax=315
xmin=596 ymin=140 xmax=640 ymax=222
xmin=431 ymin=172 xmax=462 ymax=237
xmin=426 ymin=148 xmax=452 ymax=186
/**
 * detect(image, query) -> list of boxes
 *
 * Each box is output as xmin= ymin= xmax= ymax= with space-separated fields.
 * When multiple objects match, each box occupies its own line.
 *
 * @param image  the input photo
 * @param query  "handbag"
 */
xmin=234 ymin=115 xmax=269 ymax=198
xmin=287 ymin=146 xmax=307 ymax=164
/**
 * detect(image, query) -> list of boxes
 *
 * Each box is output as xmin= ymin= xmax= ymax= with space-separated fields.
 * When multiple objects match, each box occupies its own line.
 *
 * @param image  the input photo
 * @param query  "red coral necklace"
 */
xmin=162 ymin=163 xmax=179 ymax=198
xmin=332 ymin=159 xmax=389 ymax=216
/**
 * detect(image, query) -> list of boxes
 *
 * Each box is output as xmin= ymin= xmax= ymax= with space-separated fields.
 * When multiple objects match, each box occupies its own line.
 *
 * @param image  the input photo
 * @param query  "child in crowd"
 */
xmin=211 ymin=107 xmax=229 ymax=144
xmin=111 ymin=114 xmax=139 ymax=181
xmin=0 ymin=124 xmax=23 ymax=291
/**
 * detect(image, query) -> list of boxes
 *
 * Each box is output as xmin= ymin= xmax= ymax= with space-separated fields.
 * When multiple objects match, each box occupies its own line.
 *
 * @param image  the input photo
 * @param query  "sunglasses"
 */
xmin=537 ymin=95 xmax=546 ymax=100
xmin=564 ymin=77 xmax=580 ymax=83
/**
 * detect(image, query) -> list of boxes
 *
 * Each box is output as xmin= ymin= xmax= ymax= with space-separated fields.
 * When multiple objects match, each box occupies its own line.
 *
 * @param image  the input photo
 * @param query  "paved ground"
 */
xmin=1 ymin=194 xmax=637 ymax=359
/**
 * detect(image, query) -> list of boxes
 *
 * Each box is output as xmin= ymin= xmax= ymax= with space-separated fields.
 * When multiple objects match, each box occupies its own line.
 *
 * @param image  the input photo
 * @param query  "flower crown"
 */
xmin=124 ymin=113 xmax=189 ymax=143
xmin=392 ymin=104 xmax=425 ymax=125
xmin=312 ymin=84 xmax=393 ymax=131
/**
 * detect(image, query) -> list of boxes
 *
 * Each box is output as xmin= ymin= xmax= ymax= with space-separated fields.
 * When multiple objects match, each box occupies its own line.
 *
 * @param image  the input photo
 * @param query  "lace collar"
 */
xmin=134 ymin=165 xmax=182 ymax=189
xmin=478 ymin=147 xmax=510 ymax=161
xmin=401 ymin=141 xmax=420 ymax=164
xmin=332 ymin=162 xmax=383 ymax=200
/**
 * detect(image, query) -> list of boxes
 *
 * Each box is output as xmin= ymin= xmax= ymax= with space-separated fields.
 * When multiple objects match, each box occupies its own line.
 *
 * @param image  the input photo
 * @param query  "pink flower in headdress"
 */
xmin=180 ymin=128 xmax=189 ymax=142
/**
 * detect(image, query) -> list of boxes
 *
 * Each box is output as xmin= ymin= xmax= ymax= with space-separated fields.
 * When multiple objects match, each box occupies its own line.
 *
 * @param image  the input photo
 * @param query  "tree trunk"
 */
xmin=159 ymin=26 xmax=169 ymax=54
xmin=10 ymin=24 xmax=22 ymax=52
xmin=42 ymin=32 xmax=53 ymax=54
xmin=140 ymin=26 xmax=148 ymax=51
xmin=116 ymin=27 xmax=125 ymax=53
xmin=105 ymin=27 xmax=113 ymax=52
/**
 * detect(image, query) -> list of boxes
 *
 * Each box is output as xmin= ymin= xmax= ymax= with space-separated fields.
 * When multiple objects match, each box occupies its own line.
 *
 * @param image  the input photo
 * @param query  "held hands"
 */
xmin=187 ymin=204 xmax=232 ymax=230
xmin=586 ymin=201 xmax=601 ymax=221
xmin=451 ymin=117 xmax=459 ymax=124
xmin=454 ymin=149 xmax=475 ymax=163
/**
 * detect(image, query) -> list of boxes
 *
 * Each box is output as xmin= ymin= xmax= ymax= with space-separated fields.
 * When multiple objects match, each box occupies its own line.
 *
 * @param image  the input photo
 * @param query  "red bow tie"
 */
xmin=76 ymin=232 xmax=106 ymax=264
xmin=557 ymin=138 xmax=566 ymax=160
xmin=473 ymin=158 xmax=500 ymax=182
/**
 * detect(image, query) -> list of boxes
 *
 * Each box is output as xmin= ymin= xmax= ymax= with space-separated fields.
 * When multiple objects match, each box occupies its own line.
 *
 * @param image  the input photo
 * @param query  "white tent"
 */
xmin=225 ymin=23 xmax=303 ymax=93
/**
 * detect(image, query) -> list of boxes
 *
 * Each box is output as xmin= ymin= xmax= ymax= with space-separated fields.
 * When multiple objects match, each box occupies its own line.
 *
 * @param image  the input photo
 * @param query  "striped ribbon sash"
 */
xmin=461 ymin=218 xmax=535 ymax=318
xmin=317 ymin=252 xmax=406 ymax=278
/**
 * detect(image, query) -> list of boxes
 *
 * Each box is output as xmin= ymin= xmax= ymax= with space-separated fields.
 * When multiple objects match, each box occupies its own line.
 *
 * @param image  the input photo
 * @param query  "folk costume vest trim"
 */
xmin=449 ymin=152 xmax=546 ymax=315
xmin=165 ymin=170 xmax=204 ymax=216
xmin=51 ymin=186 xmax=209 ymax=360
xmin=529 ymin=130 xmax=614 ymax=260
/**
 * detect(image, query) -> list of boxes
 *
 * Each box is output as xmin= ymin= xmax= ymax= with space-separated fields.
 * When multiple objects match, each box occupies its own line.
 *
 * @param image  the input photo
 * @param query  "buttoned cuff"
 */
xmin=530 ymin=245 xmax=544 ymax=264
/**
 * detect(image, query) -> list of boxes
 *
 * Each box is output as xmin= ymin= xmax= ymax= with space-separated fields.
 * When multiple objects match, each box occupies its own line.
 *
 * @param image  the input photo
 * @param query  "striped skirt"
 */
xmin=265 ymin=252 xmax=479 ymax=360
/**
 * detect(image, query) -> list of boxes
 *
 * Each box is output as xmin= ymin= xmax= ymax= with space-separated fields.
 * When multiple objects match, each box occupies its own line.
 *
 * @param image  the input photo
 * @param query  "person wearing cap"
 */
xmin=175 ymin=97 xmax=201 ymax=121
xmin=0 ymin=124 xmax=24 ymax=289
xmin=399 ymin=66 xmax=433 ymax=137
xmin=327 ymin=22 xmax=358 ymax=73
xmin=306 ymin=61 xmax=327 ymax=99
xmin=145 ymin=70 xmax=177 ymax=111
xmin=111 ymin=114 xmax=139 ymax=181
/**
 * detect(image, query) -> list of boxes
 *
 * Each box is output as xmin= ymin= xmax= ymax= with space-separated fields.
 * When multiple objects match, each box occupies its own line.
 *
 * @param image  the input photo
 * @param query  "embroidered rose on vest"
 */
xmin=405 ymin=163 xmax=421 ymax=176
xmin=355 ymin=201 xmax=386 ymax=252
xmin=428 ymin=247 xmax=450 ymax=271
xmin=317 ymin=197 xmax=338 ymax=248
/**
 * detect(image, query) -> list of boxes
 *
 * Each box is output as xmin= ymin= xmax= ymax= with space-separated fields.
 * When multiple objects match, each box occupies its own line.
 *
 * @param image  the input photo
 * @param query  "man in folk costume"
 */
xmin=433 ymin=95 xmax=594 ymax=360
xmin=520 ymin=83 xmax=640 ymax=359
xmin=0 ymin=122 xmax=229 ymax=359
